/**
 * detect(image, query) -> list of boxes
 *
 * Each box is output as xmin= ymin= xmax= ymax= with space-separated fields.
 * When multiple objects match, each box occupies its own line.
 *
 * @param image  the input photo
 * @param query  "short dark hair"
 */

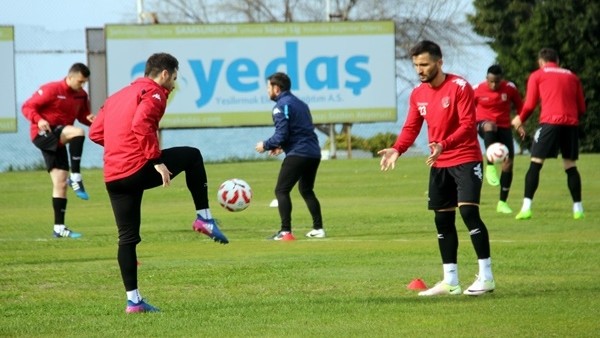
xmin=69 ymin=63 xmax=90 ymax=78
xmin=487 ymin=64 xmax=503 ymax=76
xmin=145 ymin=53 xmax=179 ymax=78
xmin=409 ymin=40 xmax=443 ymax=60
xmin=538 ymin=48 xmax=559 ymax=63
xmin=267 ymin=72 xmax=291 ymax=92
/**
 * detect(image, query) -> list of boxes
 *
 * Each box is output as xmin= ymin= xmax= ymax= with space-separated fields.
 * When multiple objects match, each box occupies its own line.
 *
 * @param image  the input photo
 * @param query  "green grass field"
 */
xmin=1 ymin=154 xmax=599 ymax=337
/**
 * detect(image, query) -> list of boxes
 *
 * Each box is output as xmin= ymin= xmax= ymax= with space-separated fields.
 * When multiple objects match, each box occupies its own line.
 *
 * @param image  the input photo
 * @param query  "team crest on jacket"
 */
xmin=417 ymin=103 xmax=428 ymax=116
xmin=501 ymin=93 xmax=507 ymax=101
xmin=441 ymin=97 xmax=450 ymax=108
xmin=152 ymin=93 xmax=161 ymax=101
xmin=272 ymin=107 xmax=281 ymax=115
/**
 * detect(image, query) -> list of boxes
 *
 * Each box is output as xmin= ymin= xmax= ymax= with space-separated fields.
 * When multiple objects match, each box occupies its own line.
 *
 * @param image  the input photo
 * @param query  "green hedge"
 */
xmin=323 ymin=132 xmax=398 ymax=156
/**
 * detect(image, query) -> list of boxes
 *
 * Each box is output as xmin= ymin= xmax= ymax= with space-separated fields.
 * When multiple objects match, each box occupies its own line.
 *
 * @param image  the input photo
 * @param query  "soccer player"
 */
xmin=89 ymin=53 xmax=228 ymax=314
xmin=379 ymin=40 xmax=495 ymax=296
xmin=473 ymin=65 xmax=523 ymax=214
xmin=21 ymin=63 xmax=94 ymax=238
xmin=255 ymin=72 xmax=325 ymax=241
xmin=511 ymin=48 xmax=586 ymax=220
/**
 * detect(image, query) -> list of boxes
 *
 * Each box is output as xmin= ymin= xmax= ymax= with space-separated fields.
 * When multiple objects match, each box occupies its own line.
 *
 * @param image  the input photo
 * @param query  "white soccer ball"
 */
xmin=217 ymin=178 xmax=252 ymax=212
xmin=486 ymin=142 xmax=509 ymax=163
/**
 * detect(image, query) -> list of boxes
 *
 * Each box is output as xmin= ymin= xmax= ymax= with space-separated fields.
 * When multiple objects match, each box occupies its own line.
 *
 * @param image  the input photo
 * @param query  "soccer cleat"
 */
xmin=515 ymin=209 xmax=532 ymax=220
xmin=496 ymin=201 xmax=513 ymax=214
xmin=305 ymin=228 xmax=326 ymax=238
xmin=417 ymin=281 xmax=462 ymax=296
xmin=269 ymin=231 xmax=296 ymax=241
xmin=463 ymin=276 xmax=495 ymax=296
xmin=192 ymin=216 xmax=229 ymax=244
xmin=573 ymin=211 xmax=584 ymax=220
xmin=67 ymin=178 xmax=89 ymax=200
xmin=485 ymin=165 xmax=499 ymax=186
xmin=126 ymin=299 xmax=160 ymax=313
xmin=53 ymin=226 xmax=82 ymax=238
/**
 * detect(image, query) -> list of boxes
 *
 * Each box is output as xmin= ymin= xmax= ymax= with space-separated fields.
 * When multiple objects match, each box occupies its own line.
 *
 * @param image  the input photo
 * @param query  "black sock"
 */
xmin=434 ymin=210 xmax=458 ymax=264
xmin=499 ymin=171 xmax=513 ymax=202
xmin=483 ymin=131 xmax=497 ymax=165
xmin=566 ymin=167 xmax=582 ymax=202
xmin=524 ymin=162 xmax=543 ymax=199
xmin=459 ymin=205 xmax=490 ymax=259
xmin=69 ymin=136 xmax=85 ymax=174
xmin=53 ymin=197 xmax=67 ymax=224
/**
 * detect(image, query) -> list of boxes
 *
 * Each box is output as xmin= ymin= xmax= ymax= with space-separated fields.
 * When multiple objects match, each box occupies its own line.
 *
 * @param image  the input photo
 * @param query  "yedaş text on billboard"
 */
xmin=105 ymin=21 xmax=396 ymax=128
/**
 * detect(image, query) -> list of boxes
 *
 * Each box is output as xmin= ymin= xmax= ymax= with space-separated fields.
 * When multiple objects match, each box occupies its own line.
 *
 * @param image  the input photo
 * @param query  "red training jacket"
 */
xmin=21 ymin=79 xmax=91 ymax=141
xmin=519 ymin=62 xmax=585 ymax=126
xmin=393 ymin=74 xmax=482 ymax=168
xmin=473 ymin=80 xmax=523 ymax=128
xmin=89 ymin=77 xmax=169 ymax=182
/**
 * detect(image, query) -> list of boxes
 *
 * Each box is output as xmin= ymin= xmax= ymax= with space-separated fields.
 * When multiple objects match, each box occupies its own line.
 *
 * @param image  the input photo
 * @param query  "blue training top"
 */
xmin=263 ymin=91 xmax=321 ymax=159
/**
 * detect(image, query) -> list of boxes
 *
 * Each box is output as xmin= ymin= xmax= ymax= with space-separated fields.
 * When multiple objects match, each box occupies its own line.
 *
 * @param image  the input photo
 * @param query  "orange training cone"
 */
xmin=407 ymin=278 xmax=428 ymax=290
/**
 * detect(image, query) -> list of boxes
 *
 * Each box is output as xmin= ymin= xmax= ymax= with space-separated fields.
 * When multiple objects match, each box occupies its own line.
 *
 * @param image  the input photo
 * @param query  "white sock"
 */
xmin=70 ymin=173 xmax=82 ymax=181
xmin=521 ymin=198 xmax=532 ymax=212
xmin=126 ymin=289 xmax=142 ymax=303
xmin=573 ymin=202 xmax=583 ymax=213
xmin=442 ymin=263 xmax=459 ymax=286
xmin=478 ymin=258 xmax=494 ymax=281
xmin=196 ymin=209 xmax=212 ymax=219
xmin=53 ymin=224 xmax=65 ymax=233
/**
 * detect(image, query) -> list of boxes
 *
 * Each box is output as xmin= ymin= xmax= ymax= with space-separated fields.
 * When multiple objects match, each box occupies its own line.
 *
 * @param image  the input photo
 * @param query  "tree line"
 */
xmin=469 ymin=0 xmax=599 ymax=152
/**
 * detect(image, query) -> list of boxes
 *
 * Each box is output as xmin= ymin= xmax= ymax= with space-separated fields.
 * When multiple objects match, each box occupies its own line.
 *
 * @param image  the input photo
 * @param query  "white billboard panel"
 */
xmin=0 ymin=26 xmax=17 ymax=132
xmin=105 ymin=22 xmax=396 ymax=128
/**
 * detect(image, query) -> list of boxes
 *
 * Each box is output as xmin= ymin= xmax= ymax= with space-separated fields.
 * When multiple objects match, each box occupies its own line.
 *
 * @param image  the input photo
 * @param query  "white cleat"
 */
xmin=418 ymin=282 xmax=462 ymax=296
xmin=305 ymin=228 xmax=326 ymax=238
xmin=463 ymin=276 xmax=495 ymax=296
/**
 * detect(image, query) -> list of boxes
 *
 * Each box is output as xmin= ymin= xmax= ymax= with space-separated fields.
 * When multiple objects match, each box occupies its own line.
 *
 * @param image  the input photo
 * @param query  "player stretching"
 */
xmin=511 ymin=48 xmax=586 ymax=220
xmin=90 ymin=53 xmax=228 ymax=313
xmin=379 ymin=40 xmax=495 ymax=296
xmin=473 ymin=65 xmax=523 ymax=214
xmin=22 ymin=63 xmax=94 ymax=238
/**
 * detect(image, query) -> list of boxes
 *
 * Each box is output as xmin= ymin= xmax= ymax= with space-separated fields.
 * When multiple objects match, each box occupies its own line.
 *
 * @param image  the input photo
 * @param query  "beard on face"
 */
xmin=420 ymin=66 xmax=439 ymax=83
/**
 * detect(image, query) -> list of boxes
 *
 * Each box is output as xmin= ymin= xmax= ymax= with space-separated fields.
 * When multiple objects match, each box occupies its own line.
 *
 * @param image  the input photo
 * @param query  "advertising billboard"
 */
xmin=105 ymin=21 xmax=396 ymax=128
xmin=0 ymin=26 xmax=16 ymax=132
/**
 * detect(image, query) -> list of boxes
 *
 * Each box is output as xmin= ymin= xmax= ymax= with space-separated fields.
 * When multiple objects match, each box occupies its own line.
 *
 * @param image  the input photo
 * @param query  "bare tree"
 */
xmin=141 ymin=0 xmax=486 ymax=155
xmin=143 ymin=0 xmax=480 ymax=86
xmin=142 ymin=0 xmax=212 ymax=23
xmin=215 ymin=0 xmax=302 ymax=22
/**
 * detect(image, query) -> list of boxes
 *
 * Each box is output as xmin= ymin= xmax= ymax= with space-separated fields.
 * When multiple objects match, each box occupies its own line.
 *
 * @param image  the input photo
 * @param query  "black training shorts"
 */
xmin=428 ymin=161 xmax=483 ymax=210
xmin=32 ymin=126 xmax=69 ymax=172
xmin=530 ymin=124 xmax=579 ymax=160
